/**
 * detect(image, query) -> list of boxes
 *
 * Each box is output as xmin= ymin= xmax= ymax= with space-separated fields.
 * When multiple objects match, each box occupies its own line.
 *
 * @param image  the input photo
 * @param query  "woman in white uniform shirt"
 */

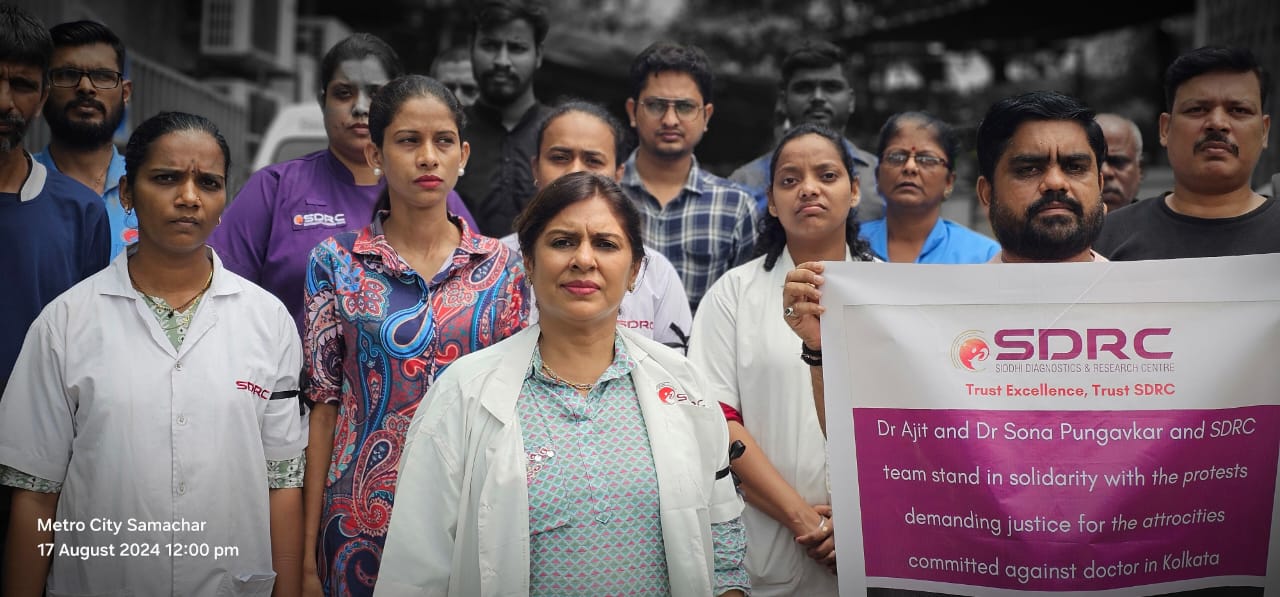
xmin=376 ymin=172 xmax=747 ymax=596
xmin=499 ymin=100 xmax=694 ymax=352
xmin=688 ymin=123 xmax=877 ymax=596
xmin=0 ymin=112 xmax=307 ymax=597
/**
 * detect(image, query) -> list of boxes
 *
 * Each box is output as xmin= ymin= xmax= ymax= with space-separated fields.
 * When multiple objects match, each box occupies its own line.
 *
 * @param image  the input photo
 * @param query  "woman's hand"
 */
xmin=783 ymin=262 xmax=826 ymax=351
xmin=795 ymin=504 xmax=836 ymax=573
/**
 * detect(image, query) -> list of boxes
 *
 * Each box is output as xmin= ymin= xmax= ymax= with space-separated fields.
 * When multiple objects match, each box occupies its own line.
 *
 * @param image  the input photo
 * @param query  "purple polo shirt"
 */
xmin=208 ymin=149 xmax=476 ymax=335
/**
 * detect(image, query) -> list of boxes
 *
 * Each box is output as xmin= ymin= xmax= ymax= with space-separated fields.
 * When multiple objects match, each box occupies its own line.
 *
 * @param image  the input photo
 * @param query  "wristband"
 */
xmin=800 ymin=342 xmax=823 ymax=366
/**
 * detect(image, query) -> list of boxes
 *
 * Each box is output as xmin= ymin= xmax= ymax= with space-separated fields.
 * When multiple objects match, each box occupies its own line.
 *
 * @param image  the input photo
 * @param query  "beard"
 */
xmin=990 ymin=190 xmax=1105 ymax=262
xmin=477 ymin=68 xmax=531 ymax=107
xmin=44 ymin=95 xmax=125 ymax=149
xmin=0 ymin=111 xmax=28 ymax=153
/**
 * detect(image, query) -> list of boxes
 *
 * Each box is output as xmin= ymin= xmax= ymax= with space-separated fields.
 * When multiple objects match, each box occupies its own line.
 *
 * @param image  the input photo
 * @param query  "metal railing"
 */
xmin=126 ymin=54 xmax=252 ymax=187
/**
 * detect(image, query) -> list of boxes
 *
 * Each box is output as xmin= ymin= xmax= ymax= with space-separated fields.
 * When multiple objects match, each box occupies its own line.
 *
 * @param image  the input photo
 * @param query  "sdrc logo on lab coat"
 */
xmin=292 ymin=212 xmax=347 ymax=228
xmin=657 ymin=382 xmax=702 ymax=406
xmin=235 ymin=380 xmax=271 ymax=399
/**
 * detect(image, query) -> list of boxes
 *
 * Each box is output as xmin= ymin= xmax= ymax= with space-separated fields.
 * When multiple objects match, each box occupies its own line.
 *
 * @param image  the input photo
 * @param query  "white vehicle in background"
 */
xmin=251 ymin=102 xmax=328 ymax=171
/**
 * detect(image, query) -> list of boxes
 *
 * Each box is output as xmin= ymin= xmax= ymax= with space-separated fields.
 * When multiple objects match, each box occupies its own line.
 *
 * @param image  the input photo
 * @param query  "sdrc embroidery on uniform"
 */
xmin=235 ymin=380 xmax=271 ymax=399
xmin=525 ymin=445 xmax=555 ymax=483
xmin=293 ymin=212 xmax=347 ymax=228
xmin=656 ymin=382 xmax=703 ymax=406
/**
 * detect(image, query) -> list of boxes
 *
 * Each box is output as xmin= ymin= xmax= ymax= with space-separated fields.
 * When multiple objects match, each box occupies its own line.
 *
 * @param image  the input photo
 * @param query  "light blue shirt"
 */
xmin=35 ymin=145 xmax=135 ymax=259
xmin=860 ymin=217 xmax=999 ymax=263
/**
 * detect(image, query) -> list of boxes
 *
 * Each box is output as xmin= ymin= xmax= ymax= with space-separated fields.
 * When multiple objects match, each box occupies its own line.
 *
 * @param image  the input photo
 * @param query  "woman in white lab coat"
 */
xmin=0 ymin=112 xmax=306 ymax=597
xmin=375 ymin=171 xmax=748 ymax=596
xmin=689 ymin=123 xmax=878 ymax=596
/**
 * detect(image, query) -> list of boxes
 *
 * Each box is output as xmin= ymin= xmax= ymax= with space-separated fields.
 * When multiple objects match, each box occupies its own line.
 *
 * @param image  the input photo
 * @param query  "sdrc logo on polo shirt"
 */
xmin=293 ymin=212 xmax=347 ymax=228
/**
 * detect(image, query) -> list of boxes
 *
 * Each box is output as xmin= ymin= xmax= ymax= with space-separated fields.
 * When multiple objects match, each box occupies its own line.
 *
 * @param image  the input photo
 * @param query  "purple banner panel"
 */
xmin=852 ymin=406 xmax=1279 ymax=591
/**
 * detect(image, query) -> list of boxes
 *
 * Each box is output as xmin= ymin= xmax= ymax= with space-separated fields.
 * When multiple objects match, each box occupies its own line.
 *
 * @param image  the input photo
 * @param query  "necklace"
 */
xmin=129 ymin=266 xmax=214 ymax=319
xmin=540 ymin=362 xmax=595 ymax=392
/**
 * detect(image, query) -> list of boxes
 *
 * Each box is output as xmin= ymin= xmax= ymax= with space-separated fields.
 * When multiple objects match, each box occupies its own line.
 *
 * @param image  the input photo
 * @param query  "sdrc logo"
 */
xmin=951 ymin=330 xmax=991 ymax=371
xmin=235 ymin=380 xmax=271 ymax=399
xmin=993 ymin=327 xmax=1172 ymax=360
xmin=293 ymin=212 xmax=347 ymax=228
xmin=656 ymin=382 xmax=702 ymax=406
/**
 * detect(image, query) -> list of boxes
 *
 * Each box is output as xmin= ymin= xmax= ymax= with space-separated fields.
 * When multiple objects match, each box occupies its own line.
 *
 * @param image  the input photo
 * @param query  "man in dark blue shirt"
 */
xmin=0 ymin=4 xmax=110 ymax=395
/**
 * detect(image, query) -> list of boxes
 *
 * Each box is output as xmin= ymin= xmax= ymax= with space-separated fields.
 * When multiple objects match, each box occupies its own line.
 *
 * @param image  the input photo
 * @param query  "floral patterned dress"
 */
xmin=304 ymin=213 xmax=527 ymax=596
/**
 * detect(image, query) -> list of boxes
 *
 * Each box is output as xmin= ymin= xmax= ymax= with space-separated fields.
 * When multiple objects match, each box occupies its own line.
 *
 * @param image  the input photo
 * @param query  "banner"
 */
xmin=820 ymin=254 xmax=1280 ymax=596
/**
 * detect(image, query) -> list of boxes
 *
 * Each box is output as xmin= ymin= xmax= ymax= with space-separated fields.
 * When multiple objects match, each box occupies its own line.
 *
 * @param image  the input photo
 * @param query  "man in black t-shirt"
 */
xmin=1095 ymin=46 xmax=1278 ymax=259
xmin=454 ymin=0 xmax=554 ymax=236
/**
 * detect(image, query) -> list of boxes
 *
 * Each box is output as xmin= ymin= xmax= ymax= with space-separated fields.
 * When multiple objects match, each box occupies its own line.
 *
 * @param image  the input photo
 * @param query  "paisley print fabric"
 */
xmin=304 ymin=213 xmax=528 ymax=596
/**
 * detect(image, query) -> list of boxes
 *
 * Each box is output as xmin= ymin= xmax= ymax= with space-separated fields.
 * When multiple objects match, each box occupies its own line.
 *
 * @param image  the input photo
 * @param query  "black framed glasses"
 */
xmin=49 ymin=68 xmax=123 ymax=90
xmin=640 ymin=97 xmax=701 ymax=121
xmin=883 ymin=150 xmax=948 ymax=169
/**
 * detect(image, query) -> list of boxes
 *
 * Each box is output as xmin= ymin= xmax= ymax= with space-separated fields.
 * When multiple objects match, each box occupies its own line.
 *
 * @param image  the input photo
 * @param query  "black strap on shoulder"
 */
xmin=716 ymin=440 xmax=748 ymax=480
xmin=269 ymin=389 xmax=300 ymax=400
xmin=662 ymin=323 xmax=690 ymax=353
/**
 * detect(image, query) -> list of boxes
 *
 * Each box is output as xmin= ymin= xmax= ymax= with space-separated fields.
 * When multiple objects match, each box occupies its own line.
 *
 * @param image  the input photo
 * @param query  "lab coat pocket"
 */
xmin=217 ymin=571 xmax=277 ymax=596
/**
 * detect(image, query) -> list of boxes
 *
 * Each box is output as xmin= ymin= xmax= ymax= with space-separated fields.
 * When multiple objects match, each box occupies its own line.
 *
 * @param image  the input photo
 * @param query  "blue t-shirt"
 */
xmin=0 ymin=155 xmax=110 ymax=384
xmin=34 ymin=145 xmax=134 ymax=259
xmin=860 ymin=217 xmax=999 ymax=263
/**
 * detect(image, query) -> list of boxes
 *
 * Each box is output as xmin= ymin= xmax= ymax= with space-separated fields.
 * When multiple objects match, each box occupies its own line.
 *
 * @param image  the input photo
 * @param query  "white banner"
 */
xmin=820 ymin=254 xmax=1280 ymax=596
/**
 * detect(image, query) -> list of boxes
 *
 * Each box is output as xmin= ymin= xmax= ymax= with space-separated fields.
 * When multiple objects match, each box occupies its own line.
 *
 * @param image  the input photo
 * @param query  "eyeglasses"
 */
xmin=883 ymin=150 xmax=948 ymax=169
xmin=49 ymin=68 xmax=123 ymax=89
xmin=639 ymin=97 xmax=701 ymax=121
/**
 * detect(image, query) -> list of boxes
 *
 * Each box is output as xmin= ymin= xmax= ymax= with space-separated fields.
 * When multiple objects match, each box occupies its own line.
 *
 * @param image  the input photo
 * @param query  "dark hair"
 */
xmin=124 ymin=111 xmax=230 ymax=187
xmin=757 ymin=123 xmax=874 ymax=270
xmin=515 ymin=171 xmax=645 ymax=268
xmin=49 ymin=20 xmax=125 ymax=70
xmin=318 ymin=33 xmax=403 ymax=95
xmin=976 ymin=91 xmax=1106 ymax=182
xmin=536 ymin=100 xmax=630 ymax=167
xmin=430 ymin=46 xmax=470 ymax=76
xmin=628 ymin=41 xmax=714 ymax=104
xmin=370 ymin=75 xmax=467 ymax=213
xmin=0 ymin=4 xmax=53 ymax=76
xmin=780 ymin=40 xmax=851 ymax=88
xmin=876 ymin=111 xmax=961 ymax=174
xmin=1164 ymin=46 xmax=1270 ymax=111
xmin=471 ymin=0 xmax=549 ymax=46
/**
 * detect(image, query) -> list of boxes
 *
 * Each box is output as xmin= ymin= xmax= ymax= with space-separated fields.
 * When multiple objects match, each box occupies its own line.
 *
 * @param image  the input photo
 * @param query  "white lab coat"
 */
xmin=688 ymin=248 xmax=838 ymax=597
xmin=375 ymin=325 xmax=742 ymax=596
xmin=0 ymin=250 xmax=307 ymax=596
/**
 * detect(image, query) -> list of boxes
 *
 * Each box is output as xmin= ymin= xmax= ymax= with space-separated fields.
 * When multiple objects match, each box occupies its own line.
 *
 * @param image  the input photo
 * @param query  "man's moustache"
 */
xmin=0 ymin=112 xmax=27 ymax=131
xmin=1193 ymin=132 xmax=1239 ymax=155
xmin=69 ymin=99 xmax=106 ymax=113
xmin=1028 ymin=192 xmax=1083 ymax=216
